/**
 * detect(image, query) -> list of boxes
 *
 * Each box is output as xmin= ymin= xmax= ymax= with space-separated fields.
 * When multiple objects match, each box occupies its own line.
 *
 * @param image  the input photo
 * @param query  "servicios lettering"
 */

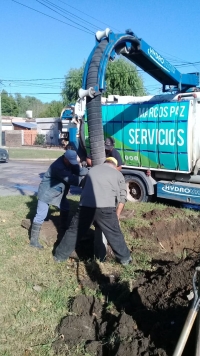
xmin=129 ymin=128 xmax=184 ymax=146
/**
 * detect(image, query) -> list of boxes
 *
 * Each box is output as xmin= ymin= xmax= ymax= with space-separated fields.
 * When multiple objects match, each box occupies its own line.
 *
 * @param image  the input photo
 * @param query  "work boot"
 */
xmin=59 ymin=210 xmax=69 ymax=232
xmin=30 ymin=222 xmax=43 ymax=249
xmin=120 ymin=257 xmax=133 ymax=265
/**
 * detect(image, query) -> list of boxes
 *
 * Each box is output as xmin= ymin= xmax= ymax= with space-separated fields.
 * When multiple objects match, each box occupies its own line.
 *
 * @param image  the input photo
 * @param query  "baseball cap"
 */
xmin=105 ymin=157 xmax=118 ymax=166
xmin=64 ymin=150 xmax=79 ymax=165
xmin=105 ymin=137 xmax=115 ymax=150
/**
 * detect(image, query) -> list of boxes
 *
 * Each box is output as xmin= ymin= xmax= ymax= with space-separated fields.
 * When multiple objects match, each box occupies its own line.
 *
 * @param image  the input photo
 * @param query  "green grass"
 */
xmin=0 ymin=196 xmax=81 ymax=356
xmin=8 ymin=147 xmax=64 ymax=160
xmin=0 ymin=195 xmax=195 ymax=355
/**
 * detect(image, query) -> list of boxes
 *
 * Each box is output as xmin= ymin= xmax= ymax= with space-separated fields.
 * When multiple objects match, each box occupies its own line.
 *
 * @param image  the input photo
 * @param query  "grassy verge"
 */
xmin=8 ymin=148 xmax=64 ymax=160
xmin=0 ymin=196 xmax=189 ymax=356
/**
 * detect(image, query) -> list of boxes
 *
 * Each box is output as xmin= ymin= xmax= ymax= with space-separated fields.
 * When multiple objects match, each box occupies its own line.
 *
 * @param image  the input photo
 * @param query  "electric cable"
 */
xmin=36 ymin=0 xmax=95 ymax=34
xmin=39 ymin=0 xmax=101 ymax=31
xmin=11 ymin=0 xmax=94 ymax=35
xmin=56 ymin=0 xmax=121 ymax=32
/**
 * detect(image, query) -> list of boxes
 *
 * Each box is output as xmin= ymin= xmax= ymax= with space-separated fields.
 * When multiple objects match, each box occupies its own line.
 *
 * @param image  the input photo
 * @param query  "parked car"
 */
xmin=0 ymin=148 xmax=9 ymax=163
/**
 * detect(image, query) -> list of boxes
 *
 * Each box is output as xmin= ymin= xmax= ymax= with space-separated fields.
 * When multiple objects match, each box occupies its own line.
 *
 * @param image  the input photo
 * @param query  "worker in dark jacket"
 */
xmin=30 ymin=149 xmax=88 ymax=249
xmin=86 ymin=137 xmax=123 ymax=171
xmin=54 ymin=157 xmax=131 ymax=265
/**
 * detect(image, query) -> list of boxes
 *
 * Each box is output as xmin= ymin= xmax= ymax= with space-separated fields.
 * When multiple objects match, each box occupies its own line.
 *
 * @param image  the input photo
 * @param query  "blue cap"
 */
xmin=64 ymin=150 xmax=79 ymax=165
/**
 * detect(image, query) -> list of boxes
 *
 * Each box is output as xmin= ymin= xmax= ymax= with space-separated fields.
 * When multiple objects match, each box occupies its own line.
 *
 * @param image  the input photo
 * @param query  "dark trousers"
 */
xmin=54 ymin=206 xmax=130 ymax=263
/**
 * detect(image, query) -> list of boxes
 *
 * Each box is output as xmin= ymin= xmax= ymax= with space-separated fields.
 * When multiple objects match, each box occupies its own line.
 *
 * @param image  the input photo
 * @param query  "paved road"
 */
xmin=0 ymin=160 xmax=82 ymax=197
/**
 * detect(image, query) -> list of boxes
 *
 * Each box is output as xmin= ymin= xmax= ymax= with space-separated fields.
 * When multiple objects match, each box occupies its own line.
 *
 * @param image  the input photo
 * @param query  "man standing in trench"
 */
xmin=53 ymin=157 xmax=132 ymax=265
xmin=30 ymin=149 xmax=88 ymax=249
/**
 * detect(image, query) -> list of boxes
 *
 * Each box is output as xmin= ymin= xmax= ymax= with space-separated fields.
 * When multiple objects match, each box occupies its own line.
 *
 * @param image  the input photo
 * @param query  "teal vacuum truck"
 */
xmin=61 ymin=28 xmax=200 ymax=205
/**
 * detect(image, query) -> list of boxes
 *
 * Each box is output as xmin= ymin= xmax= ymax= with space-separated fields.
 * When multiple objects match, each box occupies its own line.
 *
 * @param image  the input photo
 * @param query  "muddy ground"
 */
xmin=53 ymin=255 xmax=200 ymax=356
xmin=22 ymin=206 xmax=200 ymax=355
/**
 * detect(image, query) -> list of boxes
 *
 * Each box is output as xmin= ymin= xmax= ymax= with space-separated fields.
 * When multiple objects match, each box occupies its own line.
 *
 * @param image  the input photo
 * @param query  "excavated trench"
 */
xmin=53 ymin=255 xmax=200 ymax=356
xmin=134 ymin=207 xmax=200 ymax=255
xmin=50 ymin=207 xmax=200 ymax=356
xmin=21 ymin=205 xmax=200 ymax=355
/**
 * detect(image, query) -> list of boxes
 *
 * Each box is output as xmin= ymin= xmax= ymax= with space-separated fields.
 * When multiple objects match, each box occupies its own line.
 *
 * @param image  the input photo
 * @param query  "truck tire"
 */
xmin=124 ymin=175 xmax=148 ymax=202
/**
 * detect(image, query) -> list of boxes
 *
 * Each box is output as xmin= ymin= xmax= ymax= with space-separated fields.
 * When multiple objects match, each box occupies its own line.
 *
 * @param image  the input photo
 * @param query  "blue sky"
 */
xmin=1 ymin=0 xmax=200 ymax=103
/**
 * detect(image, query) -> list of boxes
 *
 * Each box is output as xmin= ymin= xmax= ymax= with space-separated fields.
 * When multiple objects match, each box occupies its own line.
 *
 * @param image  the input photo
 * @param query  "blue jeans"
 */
xmin=33 ymin=197 xmax=69 ymax=225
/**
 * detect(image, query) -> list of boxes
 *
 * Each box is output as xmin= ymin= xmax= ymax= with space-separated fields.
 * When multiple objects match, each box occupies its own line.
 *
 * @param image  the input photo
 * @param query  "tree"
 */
xmin=38 ymin=100 xmax=63 ymax=118
xmin=62 ymin=63 xmax=85 ymax=105
xmin=1 ymin=90 xmax=19 ymax=116
xmin=105 ymin=58 xmax=146 ymax=96
xmin=15 ymin=94 xmax=48 ymax=118
xmin=62 ymin=57 xmax=146 ymax=104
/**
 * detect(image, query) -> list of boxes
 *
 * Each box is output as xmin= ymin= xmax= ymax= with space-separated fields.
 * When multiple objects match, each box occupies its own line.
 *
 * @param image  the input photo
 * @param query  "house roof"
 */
xmin=12 ymin=122 xmax=37 ymax=129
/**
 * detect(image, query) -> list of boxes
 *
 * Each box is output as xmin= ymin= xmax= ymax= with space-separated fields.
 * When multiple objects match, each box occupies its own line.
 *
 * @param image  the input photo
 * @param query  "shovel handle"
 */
xmin=173 ymin=268 xmax=200 ymax=356
xmin=172 ymin=302 xmax=200 ymax=356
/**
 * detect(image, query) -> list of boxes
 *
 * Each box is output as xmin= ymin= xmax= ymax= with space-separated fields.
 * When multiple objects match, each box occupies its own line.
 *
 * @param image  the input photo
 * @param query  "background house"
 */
xmin=2 ymin=116 xmax=61 ymax=147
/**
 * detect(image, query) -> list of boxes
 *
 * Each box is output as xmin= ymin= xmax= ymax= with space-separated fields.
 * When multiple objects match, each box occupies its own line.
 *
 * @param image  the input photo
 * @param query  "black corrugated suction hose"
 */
xmin=86 ymin=39 xmax=108 ymax=166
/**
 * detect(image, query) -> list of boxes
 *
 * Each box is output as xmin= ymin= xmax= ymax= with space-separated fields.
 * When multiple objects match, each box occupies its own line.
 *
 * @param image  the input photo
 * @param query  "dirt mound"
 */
xmin=21 ymin=217 xmax=59 ymax=246
xmin=53 ymin=295 xmax=166 ymax=356
xmin=142 ymin=207 xmax=179 ymax=220
xmin=53 ymin=254 xmax=200 ymax=356
xmin=21 ymin=216 xmax=95 ymax=250
xmin=131 ymin=208 xmax=200 ymax=254
xmin=22 ymin=207 xmax=200 ymax=257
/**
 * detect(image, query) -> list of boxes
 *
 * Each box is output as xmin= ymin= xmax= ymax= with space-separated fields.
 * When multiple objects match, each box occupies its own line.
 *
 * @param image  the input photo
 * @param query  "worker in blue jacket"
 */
xmin=30 ymin=149 xmax=88 ymax=249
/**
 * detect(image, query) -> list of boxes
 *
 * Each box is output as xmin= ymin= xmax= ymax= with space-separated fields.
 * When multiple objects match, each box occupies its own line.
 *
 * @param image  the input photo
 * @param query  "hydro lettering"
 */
xmin=162 ymin=185 xmax=200 ymax=196
xmin=148 ymin=47 xmax=164 ymax=64
xmin=129 ymin=128 xmax=184 ymax=146
xmin=148 ymin=47 xmax=176 ymax=74
xmin=163 ymin=186 xmax=191 ymax=193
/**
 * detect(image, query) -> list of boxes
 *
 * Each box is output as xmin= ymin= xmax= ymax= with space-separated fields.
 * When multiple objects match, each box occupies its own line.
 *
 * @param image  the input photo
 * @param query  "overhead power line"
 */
xmin=11 ymin=0 xmax=94 ymax=35
xmin=11 ymin=1 xmax=200 ymax=72
xmin=56 ymin=0 xmax=121 ymax=32
xmin=36 ymin=0 xmax=95 ymax=34
xmin=1 ymin=77 xmax=64 ymax=81
xmin=1 ymin=92 xmax=62 ymax=95
xmin=2 ymin=60 xmax=200 ymax=83
xmin=40 ymin=0 xmax=100 ymax=31
xmin=10 ymin=0 xmax=200 ymax=70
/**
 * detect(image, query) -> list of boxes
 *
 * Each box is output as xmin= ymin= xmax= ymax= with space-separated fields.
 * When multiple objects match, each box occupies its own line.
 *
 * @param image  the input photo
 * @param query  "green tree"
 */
xmin=105 ymin=58 xmax=146 ymax=96
xmin=1 ymin=90 xmax=19 ymax=116
xmin=15 ymin=93 xmax=48 ymax=118
xmin=38 ymin=100 xmax=63 ymax=118
xmin=62 ymin=63 xmax=85 ymax=105
xmin=62 ymin=57 xmax=146 ymax=104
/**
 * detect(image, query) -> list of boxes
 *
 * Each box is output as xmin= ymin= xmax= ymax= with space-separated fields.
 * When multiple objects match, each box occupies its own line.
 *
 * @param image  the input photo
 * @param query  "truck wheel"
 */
xmin=125 ymin=175 xmax=148 ymax=202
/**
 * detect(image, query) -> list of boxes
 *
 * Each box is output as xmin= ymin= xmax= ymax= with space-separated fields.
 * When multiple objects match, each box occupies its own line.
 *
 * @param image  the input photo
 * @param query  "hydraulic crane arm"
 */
xmin=79 ymin=28 xmax=199 ymax=167
xmin=82 ymin=29 xmax=199 ymax=93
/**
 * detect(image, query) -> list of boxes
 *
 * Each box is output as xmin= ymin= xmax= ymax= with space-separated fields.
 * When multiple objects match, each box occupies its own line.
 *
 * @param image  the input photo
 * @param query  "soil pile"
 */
xmin=22 ymin=207 xmax=200 ymax=256
xmin=53 ymin=254 xmax=200 ymax=356
xmin=132 ymin=208 xmax=200 ymax=253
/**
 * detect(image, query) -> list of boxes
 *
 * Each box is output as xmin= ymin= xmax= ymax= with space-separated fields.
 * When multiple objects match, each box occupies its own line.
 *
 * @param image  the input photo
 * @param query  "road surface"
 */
xmin=0 ymin=160 xmax=82 ymax=197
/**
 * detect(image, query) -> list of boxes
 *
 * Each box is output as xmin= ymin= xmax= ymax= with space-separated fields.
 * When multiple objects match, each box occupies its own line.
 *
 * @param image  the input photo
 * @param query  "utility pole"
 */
xmin=0 ymin=90 xmax=2 ymax=146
